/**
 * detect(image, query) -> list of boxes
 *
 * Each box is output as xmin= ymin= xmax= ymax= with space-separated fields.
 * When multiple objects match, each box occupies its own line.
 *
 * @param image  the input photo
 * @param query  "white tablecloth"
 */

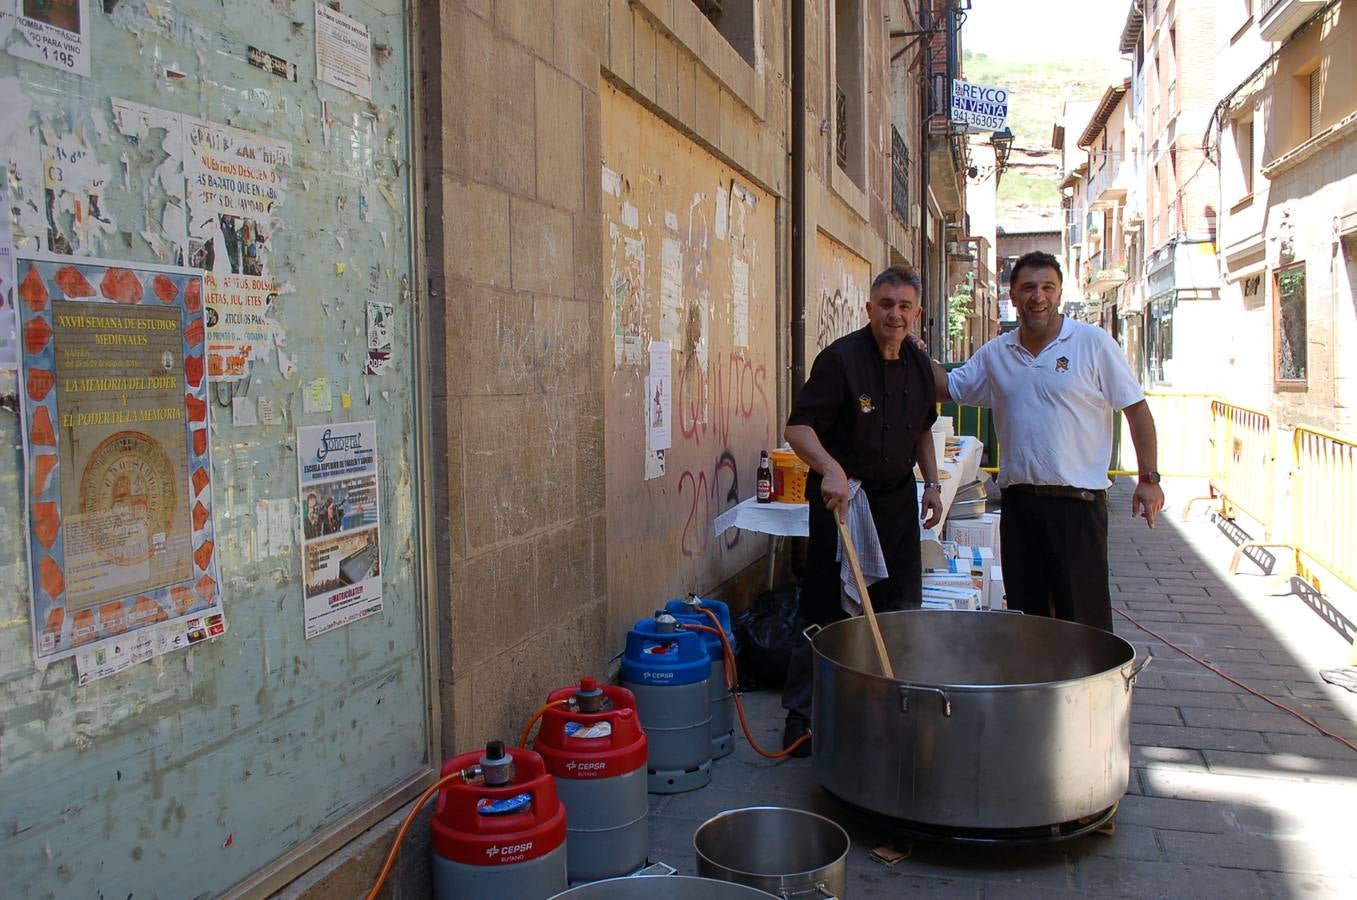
xmin=713 ymin=436 xmax=985 ymax=539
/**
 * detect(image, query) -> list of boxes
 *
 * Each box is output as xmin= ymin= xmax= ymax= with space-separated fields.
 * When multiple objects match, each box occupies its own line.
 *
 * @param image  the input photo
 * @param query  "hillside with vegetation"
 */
xmin=963 ymin=50 xmax=1127 ymax=231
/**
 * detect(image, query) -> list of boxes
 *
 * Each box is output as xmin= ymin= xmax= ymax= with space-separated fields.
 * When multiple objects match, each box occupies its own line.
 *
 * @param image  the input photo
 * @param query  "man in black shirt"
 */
xmin=780 ymin=265 xmax=943 ymax=755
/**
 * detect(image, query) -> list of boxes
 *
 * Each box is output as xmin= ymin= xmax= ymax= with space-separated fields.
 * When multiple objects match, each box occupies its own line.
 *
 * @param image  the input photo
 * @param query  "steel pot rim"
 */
xmin=693 ymin=806 xmax=850 ymax=880
xmin=811 ymin=610 xmax=1140 ymax=692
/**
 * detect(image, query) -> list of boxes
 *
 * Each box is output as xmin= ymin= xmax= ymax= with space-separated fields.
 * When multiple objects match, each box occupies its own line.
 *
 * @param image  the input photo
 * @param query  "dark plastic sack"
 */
xmin=732 ymin=585 xmax=800 ymax=690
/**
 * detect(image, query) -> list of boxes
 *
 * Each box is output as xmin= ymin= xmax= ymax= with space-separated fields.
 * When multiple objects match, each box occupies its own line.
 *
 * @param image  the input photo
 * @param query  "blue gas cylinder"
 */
xmin=663 ymin=595 xmax=736 ymax=758
xmin=620 ymin=612 xmax=712 ymax=793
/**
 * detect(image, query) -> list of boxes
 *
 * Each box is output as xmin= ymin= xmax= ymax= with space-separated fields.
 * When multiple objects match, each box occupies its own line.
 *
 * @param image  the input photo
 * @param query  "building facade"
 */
xmin=1077 ymin=80 xmax=1136 ymax=344
xmin=1212 ymin=0 xmax=1357 ymax=434
xmin=1055 ymin=99 xmax=1098 ymax=324
xmin=1131 ymin=0 xmax=1224 ymax=389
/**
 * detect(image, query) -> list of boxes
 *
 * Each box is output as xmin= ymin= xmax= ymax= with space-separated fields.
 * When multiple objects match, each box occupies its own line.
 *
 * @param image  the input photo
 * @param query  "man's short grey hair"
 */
xmin=870 ymin=265 xmax=923 ymax=298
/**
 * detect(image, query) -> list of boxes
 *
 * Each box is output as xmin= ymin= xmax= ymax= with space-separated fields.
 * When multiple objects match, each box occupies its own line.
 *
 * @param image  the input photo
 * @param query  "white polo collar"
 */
xmin=1005 ymin=316 xmax=1074 ymax=361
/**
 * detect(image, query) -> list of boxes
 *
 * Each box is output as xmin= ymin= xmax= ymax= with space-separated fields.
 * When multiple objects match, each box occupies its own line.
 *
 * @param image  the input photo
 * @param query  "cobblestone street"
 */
xmin=646 ymin=479 xmax=1357 ymax=899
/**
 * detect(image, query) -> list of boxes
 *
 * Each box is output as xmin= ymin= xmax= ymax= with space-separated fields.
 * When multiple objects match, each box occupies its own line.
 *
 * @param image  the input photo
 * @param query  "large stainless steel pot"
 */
xmin=811 ymin=610 xmax=1148 ymax=830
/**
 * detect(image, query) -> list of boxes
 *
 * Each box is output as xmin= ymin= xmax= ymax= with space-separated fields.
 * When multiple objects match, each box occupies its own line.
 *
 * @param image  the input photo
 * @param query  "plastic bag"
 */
xmin=732 ymin=586 xmax=801 ymax=690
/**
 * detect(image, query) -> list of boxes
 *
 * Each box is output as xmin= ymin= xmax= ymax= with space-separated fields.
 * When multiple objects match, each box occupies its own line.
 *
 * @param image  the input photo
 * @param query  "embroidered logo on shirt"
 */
xmin=858 ymin=394 xmax=875 ymax=413
xmin=1055 ymin=356 xmax=1070 ymax=372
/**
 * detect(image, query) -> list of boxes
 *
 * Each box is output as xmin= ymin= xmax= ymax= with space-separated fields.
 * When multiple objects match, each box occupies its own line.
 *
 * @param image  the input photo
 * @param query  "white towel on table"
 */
xmin=839 ymin=478 xmax=888 ymax=616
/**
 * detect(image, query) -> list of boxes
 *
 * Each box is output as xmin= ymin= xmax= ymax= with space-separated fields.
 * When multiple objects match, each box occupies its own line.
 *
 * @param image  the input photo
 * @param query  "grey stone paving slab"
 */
xmin=1133 ymin=687 xmax=1248 ymax=709
xmin=1263 ymin=730 xmax=1357 ymax=760
xmin=1201 ymin=748 xmax=1357 ymax=781
xmin=1131 ymin=704 xmax=1184 ymax=725
xmin=1156 ymin=672 xmax=1290 ymax=694
xmin=1110 ymin=793 xmax=1235 ymax=833
xmin=1237 ymin=692 xmax=1351 ymax=716
xmin=1256 ymin=871 xmax=1357 ymax=899
xmin=1132 ymin=745 xmax=1205 ymax=768
xmin=1158 ymin=828 xmax=1357 ymax=876
xmin=1179 ymin=705 xmax=1328 ymax=734
xmin=1130 ymin=723 xmax=1272 ymax=752
xmin=1071 ymin=856 xmax=1269 ymax=898
xmin=1229 ymin=800 xmax=1352 ymax=840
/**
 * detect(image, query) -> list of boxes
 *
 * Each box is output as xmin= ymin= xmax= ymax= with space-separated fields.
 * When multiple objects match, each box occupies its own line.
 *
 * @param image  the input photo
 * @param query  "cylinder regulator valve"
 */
xmin=479 ymin=740 xmax=515 ymax=787
xmin=573 ymin=677 xmax=608 ymax=713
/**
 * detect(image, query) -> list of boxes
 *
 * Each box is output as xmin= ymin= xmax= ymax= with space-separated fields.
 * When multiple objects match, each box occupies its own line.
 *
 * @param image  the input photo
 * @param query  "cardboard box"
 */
xmin=945 ymin=512 xmax=1000 ymax=556
xmin=987 ymin=565 xmax=1006 ymax=610
xmin=922 ymin=572 xmax=976 ymax=590
xmin=928 ymin=545 xmax=992 ymax=600
xmin=921 ymin=584 xmax=982 ymax=611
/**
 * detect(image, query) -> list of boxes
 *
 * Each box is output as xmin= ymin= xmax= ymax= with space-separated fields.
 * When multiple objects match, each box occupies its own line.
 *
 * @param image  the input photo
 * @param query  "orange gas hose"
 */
xmin=683 ymin=614 xmax=811 ymax=759
xmin=369 ymin=696 xmax=573 ymax=899
xmin=364 ymin=770 xmax=467 ymax=900
xmin=518 ymin=698 xmax=571 ymax=748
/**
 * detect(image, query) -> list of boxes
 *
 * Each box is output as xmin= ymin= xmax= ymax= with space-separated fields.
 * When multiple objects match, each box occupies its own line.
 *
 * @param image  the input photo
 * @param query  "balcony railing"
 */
xmin=1260 ymin=0 xmax=1327 ymax=41
xmin=1084 ymin=252 xmax=1130 ymax=295
xmin=891 ymin=126 xmax=909 ymax=223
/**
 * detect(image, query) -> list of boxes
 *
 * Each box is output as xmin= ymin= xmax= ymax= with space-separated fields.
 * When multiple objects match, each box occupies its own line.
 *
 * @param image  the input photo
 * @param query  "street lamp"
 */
xmin=990 ymin=127 xmax=1014 ymax=175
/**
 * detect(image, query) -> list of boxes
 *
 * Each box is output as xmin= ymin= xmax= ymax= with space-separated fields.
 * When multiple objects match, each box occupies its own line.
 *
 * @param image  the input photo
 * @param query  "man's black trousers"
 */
xmin=999 ymin=487 xmax=1113 ymax=632
xmin=782 ymin=476 xmax=922 ymax=720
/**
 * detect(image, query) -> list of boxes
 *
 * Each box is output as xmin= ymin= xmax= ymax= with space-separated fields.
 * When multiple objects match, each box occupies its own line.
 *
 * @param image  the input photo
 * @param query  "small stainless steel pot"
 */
xmin=551 ymin=874 xmax=777 ymax=898
xmin=694 ymin=806 xmax=849 ymax=899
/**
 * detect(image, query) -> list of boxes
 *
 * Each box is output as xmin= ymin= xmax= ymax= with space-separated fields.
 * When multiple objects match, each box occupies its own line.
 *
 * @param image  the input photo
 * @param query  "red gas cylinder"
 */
xmin=533 ymin=678 xmax=649 ymax=882
xmin=430 ymin=742 xmax=567 ymax=899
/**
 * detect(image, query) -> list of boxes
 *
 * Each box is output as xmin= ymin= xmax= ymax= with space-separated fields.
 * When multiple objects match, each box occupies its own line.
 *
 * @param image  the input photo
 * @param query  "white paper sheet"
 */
xmin=315 ymin=2 xmax=373 ymax=99
xmin=647 ymin=341 xmax=671 ymax=452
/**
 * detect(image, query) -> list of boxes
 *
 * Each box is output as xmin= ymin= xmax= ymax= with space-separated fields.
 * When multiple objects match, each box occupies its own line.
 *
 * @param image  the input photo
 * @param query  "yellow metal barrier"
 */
xmin=1263 ymin=427 xmax=1357 ymax=595
xmin=1123 ymin=392 xmax=1215 ymax=479
xmin=1227 ymin=426 xmax=1357 ymax=662
xmin=1183 ymin=401 xmax=1275 ymax=536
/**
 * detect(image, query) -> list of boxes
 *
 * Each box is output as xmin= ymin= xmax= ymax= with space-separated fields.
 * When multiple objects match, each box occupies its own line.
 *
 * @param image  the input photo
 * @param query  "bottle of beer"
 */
xmin=756 ymin=450 xmax=773 ymax=503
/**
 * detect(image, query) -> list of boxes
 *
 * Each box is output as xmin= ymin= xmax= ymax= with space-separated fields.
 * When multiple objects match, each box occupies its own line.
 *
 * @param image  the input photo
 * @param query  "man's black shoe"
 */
xmin=782 ymin=715 xmax=812 ymax=758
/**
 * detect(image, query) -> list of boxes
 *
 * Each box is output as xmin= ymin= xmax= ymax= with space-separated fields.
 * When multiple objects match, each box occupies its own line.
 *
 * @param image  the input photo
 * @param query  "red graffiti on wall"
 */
xmin=675 ymin=352 xmax=772 ymax=449
xmin=678 ymin=450 xmax=742 ymax=558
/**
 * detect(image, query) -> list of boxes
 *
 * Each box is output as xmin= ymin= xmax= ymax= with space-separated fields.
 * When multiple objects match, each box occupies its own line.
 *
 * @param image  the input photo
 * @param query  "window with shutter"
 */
xmin=1309 ymin=70 xmax=1322 ymax=136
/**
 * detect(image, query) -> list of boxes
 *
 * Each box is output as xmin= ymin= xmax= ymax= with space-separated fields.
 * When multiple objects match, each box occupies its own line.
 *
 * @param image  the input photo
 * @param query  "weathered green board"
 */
xmin=0 ymin=2 xmax=429 ymax=895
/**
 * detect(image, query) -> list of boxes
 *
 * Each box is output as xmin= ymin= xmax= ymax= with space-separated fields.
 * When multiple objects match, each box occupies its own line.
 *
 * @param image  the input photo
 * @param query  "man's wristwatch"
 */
xmin=923 ymin=481 xmax=942 ymax=492
xmin=1138 ymin=471 xmax=1161 ymax=485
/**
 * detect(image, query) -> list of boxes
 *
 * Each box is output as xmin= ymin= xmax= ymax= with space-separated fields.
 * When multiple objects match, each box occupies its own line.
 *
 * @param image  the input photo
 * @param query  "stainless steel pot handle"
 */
xmin=801 ymin=623 xmax=822 ymax=643
xmin=1124 ymin=650 xmax=1154 ymax=690
xmin=779 ymin=883 xmax=836 ymax=899
xmin=898 ymin=683 xmax=952 ymax=717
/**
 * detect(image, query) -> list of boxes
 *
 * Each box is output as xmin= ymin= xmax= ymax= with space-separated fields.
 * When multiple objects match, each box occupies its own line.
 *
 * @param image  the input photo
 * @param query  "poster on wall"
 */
xmin=110 ymin=99 xmax=293 ymax=380
xmin=296 ymin=420 xmax=383 ymax=638
xmin=314 ymin=2 xmax=373 ymax=100
xmin=647 ymin=340 xmax=671 ymax=452
xmin=364 ymin=300 xmax=393 ymax=375
xmin=15 ymin=253 xmax=223 ymax=664
xmin=74 ymin=609 xmax=226 ymax=685
xmin=2 ymin=0 xmax=92 ymax=78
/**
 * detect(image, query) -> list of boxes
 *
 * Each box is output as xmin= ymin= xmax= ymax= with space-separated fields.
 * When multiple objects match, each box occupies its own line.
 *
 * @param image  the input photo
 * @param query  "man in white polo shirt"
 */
xmin=928 ymin=251 xmax=1165 ymax=630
